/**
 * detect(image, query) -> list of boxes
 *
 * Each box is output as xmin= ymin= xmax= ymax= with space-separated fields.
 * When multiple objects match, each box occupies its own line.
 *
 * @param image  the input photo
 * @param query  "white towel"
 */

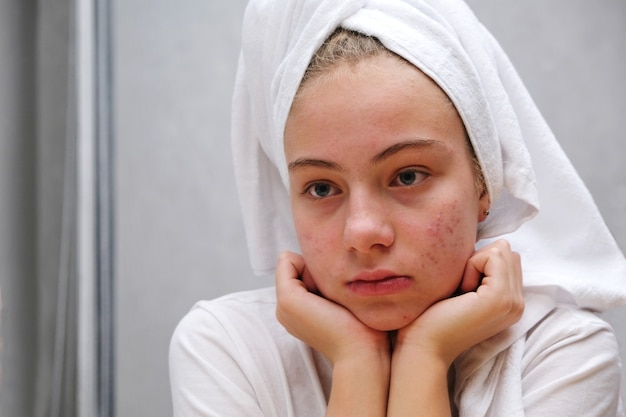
xmin=231 ymin=0 xmax=626 ymax=314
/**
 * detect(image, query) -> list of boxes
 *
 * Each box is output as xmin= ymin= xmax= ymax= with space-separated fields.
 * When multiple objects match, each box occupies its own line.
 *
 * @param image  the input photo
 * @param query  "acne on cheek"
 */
xmin=421 ymin=204 xmax=468 ymax=263
xmin=414 ymin=212 xmax=472 ymax=303
xmin=425 ymin=206 xmax=463 ymax=242
xmin=426 ymin=213 xmax=460 ymax=238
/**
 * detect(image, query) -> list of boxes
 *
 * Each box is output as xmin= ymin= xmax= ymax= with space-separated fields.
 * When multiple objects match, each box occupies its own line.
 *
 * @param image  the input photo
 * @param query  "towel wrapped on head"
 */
xmin=232 ymin=0 xmax=626 ymax=313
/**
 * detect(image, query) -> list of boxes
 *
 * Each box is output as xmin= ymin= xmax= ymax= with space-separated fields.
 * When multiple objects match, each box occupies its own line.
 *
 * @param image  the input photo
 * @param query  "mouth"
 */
xmin=347 ymin=270 xmax=412 ymax=296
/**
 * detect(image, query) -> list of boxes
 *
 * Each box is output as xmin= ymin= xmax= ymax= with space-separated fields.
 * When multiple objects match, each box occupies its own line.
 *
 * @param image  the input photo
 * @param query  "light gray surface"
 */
xmin=113 ymin=1 xmax=625 ymax=416
xmin=114 ymin=1 xmax=267 ymax=416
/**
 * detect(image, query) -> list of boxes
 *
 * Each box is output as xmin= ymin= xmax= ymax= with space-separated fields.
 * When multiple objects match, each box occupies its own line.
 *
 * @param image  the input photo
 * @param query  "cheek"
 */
xmin=296 ymin=221 xmax=338 ymax=264
xmin=419 ymin=201 xmax=477 ymax=267
xmin=426 ymin=210 xmax=462 ymax=242
xmin=296 ymin=228 xmax=344 ymax=294
xmin=299 ymin=231 xmax=326 ymax=257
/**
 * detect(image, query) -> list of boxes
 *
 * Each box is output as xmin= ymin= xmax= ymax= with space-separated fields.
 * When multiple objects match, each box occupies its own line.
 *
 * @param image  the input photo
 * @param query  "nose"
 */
xmin=343 ymin=191 xmax=394 ymax=253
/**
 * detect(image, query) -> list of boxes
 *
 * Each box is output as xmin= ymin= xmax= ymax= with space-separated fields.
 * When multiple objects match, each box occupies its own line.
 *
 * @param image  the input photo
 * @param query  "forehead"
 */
xmin=285 ymin=55 xmax=465 ymax=157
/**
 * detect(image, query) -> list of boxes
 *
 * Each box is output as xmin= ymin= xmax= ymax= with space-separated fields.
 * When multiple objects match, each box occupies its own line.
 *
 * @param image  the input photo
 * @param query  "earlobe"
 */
xmin=479 ymin=208 xmax=490 ymax=222
xmin=478 ymin=196 xmax=491 ymax=223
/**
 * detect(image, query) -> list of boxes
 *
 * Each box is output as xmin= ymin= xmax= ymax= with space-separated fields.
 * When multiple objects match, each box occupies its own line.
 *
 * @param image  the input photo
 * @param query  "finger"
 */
xmin=471 ymin=240 xmax=524 ymax=319
xmin=465 ymin=241 xmax=512 ymax=282
xmin=275 ymin=251 xmax=308 ymax=297
xmin=459 ymin=240 xmax=510 ymax=293
xmin=275 ymin=251 xmax=300 ymax=284
xmin=300 ymin=265 xmax=320 ymax=294
xmin=462 ymin=240 xmax=523 ymax=304
xmin=275 ymin=251 xmax=331 ymax=325
xmin=459 ymin=255 xmax=483 ymax=293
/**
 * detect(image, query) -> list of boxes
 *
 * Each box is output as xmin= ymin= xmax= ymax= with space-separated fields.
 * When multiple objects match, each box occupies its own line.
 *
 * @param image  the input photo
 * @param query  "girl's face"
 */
xmin=284 ymin=56 xmax=489 ymax=331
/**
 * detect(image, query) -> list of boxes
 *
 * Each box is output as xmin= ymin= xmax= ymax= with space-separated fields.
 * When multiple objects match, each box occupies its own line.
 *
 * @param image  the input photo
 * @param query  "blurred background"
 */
xmin=1 ymin=0 xmax=624 ymax=416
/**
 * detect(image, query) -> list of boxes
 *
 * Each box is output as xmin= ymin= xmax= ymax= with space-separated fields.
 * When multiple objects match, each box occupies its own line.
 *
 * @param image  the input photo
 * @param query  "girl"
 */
xmin=170 ymin=1 xmax=626 ymax=415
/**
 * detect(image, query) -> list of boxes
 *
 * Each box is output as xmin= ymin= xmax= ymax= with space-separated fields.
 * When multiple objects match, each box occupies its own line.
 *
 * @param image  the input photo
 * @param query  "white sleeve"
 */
xmin=521 ymin=307 xmax=623 ymax=416
xmin=169 ymin=305 xmax=266 ymax=417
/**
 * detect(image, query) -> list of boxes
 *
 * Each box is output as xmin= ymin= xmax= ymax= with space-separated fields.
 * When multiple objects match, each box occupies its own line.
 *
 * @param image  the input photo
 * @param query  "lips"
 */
xmin=347 ymin=270 xmax=412 ymax=296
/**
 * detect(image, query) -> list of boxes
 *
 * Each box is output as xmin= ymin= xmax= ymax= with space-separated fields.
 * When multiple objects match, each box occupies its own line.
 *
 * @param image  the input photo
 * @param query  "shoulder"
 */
xmin=521 ymin=305 xmax=622 ymax=416
xmin=190 ymin=286 xmax=277 ymax=321
xmin=169 ymin=287 xmax=329 ymax=416
xmin=525 ymin=305 xmax=619 ymax=357
xmin=196 ymin=285 xmax=277 ymax=309
xmin=170 ymin=286 xmax=281 ymax=353
xmin=169 ymin=287 xmax=284 ymax=408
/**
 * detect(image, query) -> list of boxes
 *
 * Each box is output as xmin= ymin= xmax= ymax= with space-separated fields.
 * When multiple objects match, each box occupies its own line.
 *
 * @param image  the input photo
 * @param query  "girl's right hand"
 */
xmin=275 ymin=251 xmax=390 ymax=365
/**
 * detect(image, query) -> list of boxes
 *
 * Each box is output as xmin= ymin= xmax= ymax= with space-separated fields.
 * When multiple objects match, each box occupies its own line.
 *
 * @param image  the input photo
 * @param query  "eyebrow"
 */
xmin=371 ymin=139 xmax=445 ymax=165
xmin=288 ymin=158 xmax=344 ymax=172
xmin=287 ymin=138 xmax=445 ymax=172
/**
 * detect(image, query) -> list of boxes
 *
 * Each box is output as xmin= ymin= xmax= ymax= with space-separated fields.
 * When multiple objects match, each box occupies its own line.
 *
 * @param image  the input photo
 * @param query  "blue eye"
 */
xmin=398 ymin=171 xmax=417 ymax=185
xmin=313 ymin=183 xmax=331 ymax=197
xmin=306 ymin=182 xmax=338 ymax=198
xmin=392 ymin=169 xmax=427 ymax=187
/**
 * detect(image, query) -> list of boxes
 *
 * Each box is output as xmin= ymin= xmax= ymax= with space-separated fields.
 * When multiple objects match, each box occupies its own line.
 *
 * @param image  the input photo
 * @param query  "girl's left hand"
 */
xmin=394 ymin=239 xmax=524 ymax=365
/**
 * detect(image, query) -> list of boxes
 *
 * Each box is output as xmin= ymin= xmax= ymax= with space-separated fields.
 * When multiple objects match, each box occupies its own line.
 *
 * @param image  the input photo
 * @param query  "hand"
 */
xmin=395 ymin=239 xmax=524 ymax=365
xmin=275 ymin=251 xmax=390 ymax=365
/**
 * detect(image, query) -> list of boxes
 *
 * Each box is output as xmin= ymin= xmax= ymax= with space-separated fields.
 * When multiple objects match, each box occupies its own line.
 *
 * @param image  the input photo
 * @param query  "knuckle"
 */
xmin=487 ymin=246 xmax=503 ymax=257
xmin=277 ymin=251 xmax=291 ymax=263
xmin=493 ymin=239 xmax=511 ymax=250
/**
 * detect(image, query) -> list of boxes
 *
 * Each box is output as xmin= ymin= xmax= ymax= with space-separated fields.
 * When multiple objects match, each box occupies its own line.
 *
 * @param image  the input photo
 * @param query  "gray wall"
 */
xmin=113 ymin=1 xmax=625 ymax=416
xmin=114 ymin=1 xmax=268 ymax=416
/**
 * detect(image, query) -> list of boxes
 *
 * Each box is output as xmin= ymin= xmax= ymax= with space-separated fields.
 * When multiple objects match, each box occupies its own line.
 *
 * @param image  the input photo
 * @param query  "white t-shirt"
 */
xmin=169 ymin=287 xmax=623 ymax=416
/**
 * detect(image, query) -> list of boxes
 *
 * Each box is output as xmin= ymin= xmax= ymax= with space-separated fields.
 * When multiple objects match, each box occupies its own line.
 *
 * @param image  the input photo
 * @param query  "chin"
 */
xmin=355 ymin=309 xmax=420 ymax=332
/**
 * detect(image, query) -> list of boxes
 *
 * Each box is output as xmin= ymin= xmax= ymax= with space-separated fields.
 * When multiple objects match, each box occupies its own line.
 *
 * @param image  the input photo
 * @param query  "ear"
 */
xmin=477 ymin=193 xmax=490 ymax=223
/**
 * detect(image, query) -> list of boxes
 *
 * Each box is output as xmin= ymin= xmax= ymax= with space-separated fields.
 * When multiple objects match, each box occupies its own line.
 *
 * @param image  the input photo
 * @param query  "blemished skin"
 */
xmin=276 ymin=55 xmax=524 ymax=417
